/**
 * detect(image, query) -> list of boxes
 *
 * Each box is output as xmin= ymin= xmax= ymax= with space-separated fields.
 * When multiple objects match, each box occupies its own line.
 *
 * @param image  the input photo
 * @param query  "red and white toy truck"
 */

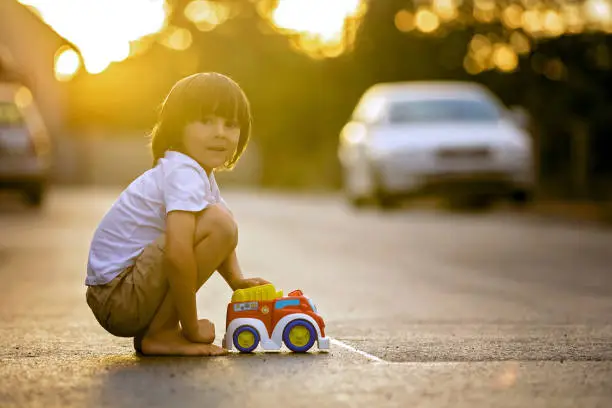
xmin=223 ymin=284 xmax=330 ymax=353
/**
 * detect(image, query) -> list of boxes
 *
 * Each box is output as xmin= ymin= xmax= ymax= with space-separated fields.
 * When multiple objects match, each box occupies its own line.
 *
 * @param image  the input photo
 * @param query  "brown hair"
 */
xmin=149 ymin=72 xmax=252 ymax=170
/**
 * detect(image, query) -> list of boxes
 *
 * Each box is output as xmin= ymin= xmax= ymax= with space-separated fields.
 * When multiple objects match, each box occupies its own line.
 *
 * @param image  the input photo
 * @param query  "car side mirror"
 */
xmin=507 ymin=106 xmax=529 ymax=129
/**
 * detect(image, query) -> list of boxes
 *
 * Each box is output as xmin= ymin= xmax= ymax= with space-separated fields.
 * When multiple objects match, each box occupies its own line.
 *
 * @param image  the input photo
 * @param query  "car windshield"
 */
xmin=387 ymin=98 xmax=501 ymax=124
xmin=0 ymin=102 xmax=24 ymax=127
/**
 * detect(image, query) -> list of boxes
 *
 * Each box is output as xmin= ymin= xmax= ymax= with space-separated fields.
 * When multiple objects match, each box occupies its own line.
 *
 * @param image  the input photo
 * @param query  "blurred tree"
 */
xmin=349 ymin=0 xmax=612 ymax=199
xmin=59 ymin=0 xmax=612 ymax=198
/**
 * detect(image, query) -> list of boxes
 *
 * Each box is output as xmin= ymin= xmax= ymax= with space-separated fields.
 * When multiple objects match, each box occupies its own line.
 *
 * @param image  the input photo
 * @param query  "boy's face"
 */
xmin=183 ymin=114 xmax=240 ymax=172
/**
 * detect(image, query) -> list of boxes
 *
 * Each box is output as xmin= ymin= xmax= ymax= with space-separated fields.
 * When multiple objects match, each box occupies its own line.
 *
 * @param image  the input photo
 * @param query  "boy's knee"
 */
xmin=198 ymin=204 xmax=237 ymax=247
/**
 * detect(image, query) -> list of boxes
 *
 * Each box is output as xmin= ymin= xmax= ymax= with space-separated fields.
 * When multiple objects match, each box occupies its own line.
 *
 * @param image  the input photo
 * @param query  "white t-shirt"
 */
xmin=85 ymin=151 xmax=227 ymax=285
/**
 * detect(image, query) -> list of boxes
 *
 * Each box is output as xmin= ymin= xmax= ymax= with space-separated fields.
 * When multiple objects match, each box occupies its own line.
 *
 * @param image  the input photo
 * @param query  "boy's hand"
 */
xmin=231 ymin=277 xmax=271 ymax=290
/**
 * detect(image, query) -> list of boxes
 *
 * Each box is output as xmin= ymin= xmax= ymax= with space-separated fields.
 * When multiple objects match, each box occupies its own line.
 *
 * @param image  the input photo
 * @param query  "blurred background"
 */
xmin=3 ymin=3 xmax=612 ymax=403
xmin=1 ymin=0 xmax=611 ymax=215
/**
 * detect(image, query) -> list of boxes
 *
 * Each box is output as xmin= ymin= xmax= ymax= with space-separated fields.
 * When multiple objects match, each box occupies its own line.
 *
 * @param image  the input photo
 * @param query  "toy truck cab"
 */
xmin=223 ymin=284 xmax=330 ymax=353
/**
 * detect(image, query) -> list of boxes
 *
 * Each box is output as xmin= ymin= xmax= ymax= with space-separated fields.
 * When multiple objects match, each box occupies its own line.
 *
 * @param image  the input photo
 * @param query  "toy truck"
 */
xmin=223 ymin=284 xmax=330 ymax=353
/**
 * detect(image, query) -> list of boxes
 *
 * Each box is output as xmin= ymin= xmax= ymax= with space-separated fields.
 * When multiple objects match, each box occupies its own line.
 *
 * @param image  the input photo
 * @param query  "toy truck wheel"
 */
xmin=233 ymin=325 xmax=260 ymax=353
xmin=282 ymin=319 xmax=317 ymax=352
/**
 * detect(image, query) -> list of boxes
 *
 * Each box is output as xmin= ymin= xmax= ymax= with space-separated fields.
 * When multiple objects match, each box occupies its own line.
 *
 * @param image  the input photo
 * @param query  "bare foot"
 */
xmin=140 ymin=328 xmax=227 ymax=356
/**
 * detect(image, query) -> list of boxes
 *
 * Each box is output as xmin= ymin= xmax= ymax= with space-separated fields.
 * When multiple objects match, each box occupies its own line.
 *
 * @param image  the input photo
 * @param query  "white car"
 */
xmin=338 ymin=81 xmax=534 ymax=209
xmin=0 ymin=82 xmax=51 ymax=207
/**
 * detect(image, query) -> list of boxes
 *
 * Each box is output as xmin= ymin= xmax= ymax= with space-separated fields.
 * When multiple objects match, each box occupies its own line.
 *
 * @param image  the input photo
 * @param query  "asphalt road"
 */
xmin=1 ymin=188 xmax=611 ymax=408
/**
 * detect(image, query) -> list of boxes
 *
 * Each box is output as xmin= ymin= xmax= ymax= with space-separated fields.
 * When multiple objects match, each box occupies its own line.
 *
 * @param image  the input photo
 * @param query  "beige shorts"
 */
xmin=86 ymin=235 xmax=168 ymax=338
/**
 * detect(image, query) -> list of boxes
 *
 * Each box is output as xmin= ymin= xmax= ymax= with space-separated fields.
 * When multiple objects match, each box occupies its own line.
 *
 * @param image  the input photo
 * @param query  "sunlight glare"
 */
xmin=585 ymin=0 xmax=612 ymax=24
xmin=184 ymin=0 xmax=230 ymax=28
xmin=14 ymin=86 xmax=33 ymax=108
xmin=415 ymin=8 xmax=440 ymax=33
xmin=433 ymin=0 xmax=459 ymax=21
xmin=395 ymin=10 xmax=415 ymax=32
xmin=493 ymin=44 xmax=519 ymax=72
xmin=54 ymin=46 xmax=81 ymax=81
xmin=160 ymin=27 xmax=193 ymax=51
xmin=273 ymin=0 xmax=361 ymax=41
xmin=543 ymin=10 xmax=565 ymax=37
xmin=510 ymin=31 xmax=531 ymax=55
xmin=18 ymin=0 xmax=167 ymax=76
xmin=502 ymin=5 xmax=524 ymax=30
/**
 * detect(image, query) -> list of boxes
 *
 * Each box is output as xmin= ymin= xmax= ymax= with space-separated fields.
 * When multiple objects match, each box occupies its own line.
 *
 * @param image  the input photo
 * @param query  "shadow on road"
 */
xmin=83 ymin=351 xmax=332 ymax=406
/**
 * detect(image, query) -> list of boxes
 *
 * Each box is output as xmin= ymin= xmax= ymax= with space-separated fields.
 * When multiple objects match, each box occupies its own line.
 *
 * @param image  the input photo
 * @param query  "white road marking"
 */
xmin=330 ymin=338 xmax=387 ymax=363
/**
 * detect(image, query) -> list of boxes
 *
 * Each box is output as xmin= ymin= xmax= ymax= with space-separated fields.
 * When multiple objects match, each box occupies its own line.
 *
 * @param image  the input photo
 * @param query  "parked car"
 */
xmin=0 ymin=82 xmax=51 ymax=207
xmin=338 ymin=81 xmax=534 ymax=209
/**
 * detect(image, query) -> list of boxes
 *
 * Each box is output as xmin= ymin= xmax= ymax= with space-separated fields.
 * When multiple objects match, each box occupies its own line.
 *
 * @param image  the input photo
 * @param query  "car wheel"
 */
xmin=446 ymin=195 xmax=494 ymax=212
xmin=370 ymin=167 xmax=401 ymax=210
xmin=374 ymin=192 xmax=400 ymax=210
xmin=342 ymin=164 xmax=375 ymax=209
xmin=233 ymin=325 xmax=260 ymax=353
xmin=470 ymin=196 xmax=495 ymax=210
xmin=22 ymin=183 xmax=45 ymax=208
xmin=348 ymin=195 xmax=369 ymax=208
xmin=283 ymin=319 xmax=317 ymax=353
xmin=510 ymin=190 xmax=533 ymax=207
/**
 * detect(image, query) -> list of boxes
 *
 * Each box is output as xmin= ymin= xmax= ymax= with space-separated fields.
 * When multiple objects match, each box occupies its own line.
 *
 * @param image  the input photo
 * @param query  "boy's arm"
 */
xmin=218 ymin=250 xmax=270 ymax=291
xmin=164 ymin=210 xmax=205 ymax=342
xmin=218 ymin=250 xmax=244 ymax=290
xmin=214 ymin=202 xmax=242 ymax=289
xmin=214 ymin=206 xmax=270 ymax=291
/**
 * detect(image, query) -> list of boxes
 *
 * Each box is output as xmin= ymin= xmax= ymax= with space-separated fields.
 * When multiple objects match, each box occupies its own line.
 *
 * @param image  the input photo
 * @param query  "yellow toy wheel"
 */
xmin=283 ymin=320 xmax=316 ymax=352
xmin=289 ymin=325 xmax=311 ymax=347
xmin=233 ymin=326 xmax=260 ymax=353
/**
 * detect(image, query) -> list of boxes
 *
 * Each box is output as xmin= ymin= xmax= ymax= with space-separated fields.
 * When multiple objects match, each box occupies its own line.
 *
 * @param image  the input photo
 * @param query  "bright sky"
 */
xmin=19 ymin=0 xmax=167 ymax=76
xmin=19 ymin=0 xmax=362 ymax=78
xmin=272 ymin=0 xmax=361 ymax=41
xmin=19 ymin=0 xmax=612 ymax=79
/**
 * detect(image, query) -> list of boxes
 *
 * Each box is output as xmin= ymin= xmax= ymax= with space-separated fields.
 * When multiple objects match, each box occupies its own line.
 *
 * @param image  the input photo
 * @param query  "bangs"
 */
xmin=193 ymin=74 xmax=250 ymax=126
xmin=151 ymin=72 xmax=252 ymax=169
